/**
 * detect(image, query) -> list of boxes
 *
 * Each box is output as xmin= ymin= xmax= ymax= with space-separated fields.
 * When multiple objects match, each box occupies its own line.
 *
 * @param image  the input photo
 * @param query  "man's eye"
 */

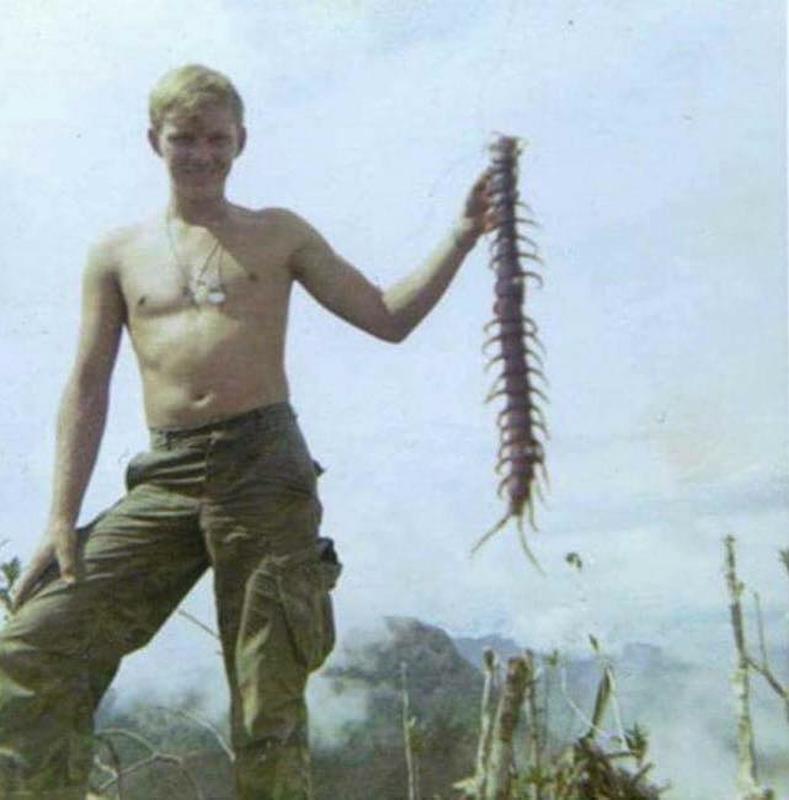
xmin=171 ymin=135 xmax=193 ymax=144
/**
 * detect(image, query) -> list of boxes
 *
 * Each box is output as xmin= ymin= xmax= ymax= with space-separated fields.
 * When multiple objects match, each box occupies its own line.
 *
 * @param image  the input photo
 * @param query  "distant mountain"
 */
xmin=453 ymin=632 xmax=524 ymax=668
xmin=314 ymin=616 xmax=482 ymax=800
xmin=328 ymin=616 xmax=483 ymax=705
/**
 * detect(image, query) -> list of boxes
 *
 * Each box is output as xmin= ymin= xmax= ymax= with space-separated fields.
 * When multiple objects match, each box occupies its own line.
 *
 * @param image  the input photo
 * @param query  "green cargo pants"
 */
xmin=0 ymin=402 xmax=340 ymax=800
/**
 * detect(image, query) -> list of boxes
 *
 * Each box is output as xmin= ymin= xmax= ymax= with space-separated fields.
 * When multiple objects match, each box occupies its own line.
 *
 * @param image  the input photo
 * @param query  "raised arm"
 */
xmin=14 ymin=236 xmax=126 ymax=607
xmin=290 ymin=171 xmax=495 ymax=342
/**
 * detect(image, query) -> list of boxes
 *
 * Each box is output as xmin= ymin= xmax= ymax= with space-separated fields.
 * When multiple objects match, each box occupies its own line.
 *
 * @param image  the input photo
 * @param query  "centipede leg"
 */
xmin=516 ymin=514 xmax=545 ymax=574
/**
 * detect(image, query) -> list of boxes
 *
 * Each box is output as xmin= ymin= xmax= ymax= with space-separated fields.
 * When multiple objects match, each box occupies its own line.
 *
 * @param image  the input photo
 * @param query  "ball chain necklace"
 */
xmin=165 ymin=210 xmax=227 ymax=306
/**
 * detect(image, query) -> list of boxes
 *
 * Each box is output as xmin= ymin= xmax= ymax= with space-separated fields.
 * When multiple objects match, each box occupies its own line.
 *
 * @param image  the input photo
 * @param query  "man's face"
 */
xmin=149 ymin=102 xmax=246 ymax=196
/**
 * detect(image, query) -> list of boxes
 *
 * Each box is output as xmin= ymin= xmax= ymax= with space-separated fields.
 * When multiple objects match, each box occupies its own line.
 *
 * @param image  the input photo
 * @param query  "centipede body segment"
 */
xmin=475 ymin=135 xmax=548 ymax=564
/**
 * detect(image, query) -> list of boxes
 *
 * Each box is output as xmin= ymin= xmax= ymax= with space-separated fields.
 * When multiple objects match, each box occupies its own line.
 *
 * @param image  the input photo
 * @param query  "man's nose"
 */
xmin=191 ymin=140 xmax=214 ymax=163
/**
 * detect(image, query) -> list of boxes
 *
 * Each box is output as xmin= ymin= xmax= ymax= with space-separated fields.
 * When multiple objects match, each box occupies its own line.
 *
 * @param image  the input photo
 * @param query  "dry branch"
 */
xmin=584 ymin=665 xmax=612 ymax=743
xmin=176 ymin=608 xmax=220 ymax=641
xmin=522 ymin=649 xmax=545 ymax=800
xmin=747 ymin=593 xmax=788 ymax=722
xmin=176 ymin=607 xmax=223 ymax=657
xmin=486 ymin=656 xmax=529 ymax=799
xmin=401 ymin=662 xmax=421 ymax=800
xmin=94 ymin=726 xmax=206 ymax=799
xmin=724 ymin=536 xmax=774 ymax=800
xmin=150 ymin=704 xmax=234 ymax=761
xmin=558 ymin=660 xmax=608 ymax=741
xmin=472 ymin=648 xmax=500 ymax=797
xmin=570 ymin=738 xmax=662 ymax=800
xmin=457 ymin=648 xmax=666 ymax=800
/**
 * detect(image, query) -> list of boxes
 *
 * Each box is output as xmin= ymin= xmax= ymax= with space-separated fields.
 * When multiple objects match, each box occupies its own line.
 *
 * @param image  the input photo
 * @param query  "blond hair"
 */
xmin=149 ymin=64 xmax=244 ymax=131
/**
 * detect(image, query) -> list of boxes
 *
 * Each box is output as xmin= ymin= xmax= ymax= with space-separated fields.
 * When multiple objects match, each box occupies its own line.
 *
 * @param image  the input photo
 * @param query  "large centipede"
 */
xmin=474 ymin=135 xmax=548 ymax=565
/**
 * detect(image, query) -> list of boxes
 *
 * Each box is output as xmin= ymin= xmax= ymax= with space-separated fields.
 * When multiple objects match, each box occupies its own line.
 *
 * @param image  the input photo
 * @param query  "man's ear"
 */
xmin=236 ymin=126 xmax=247 ymax=158
xmin=147 ymin=128 xmax=162 ymax=156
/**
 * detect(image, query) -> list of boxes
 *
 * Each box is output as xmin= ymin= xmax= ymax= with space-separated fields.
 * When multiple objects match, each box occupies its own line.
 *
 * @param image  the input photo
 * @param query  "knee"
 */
xmin=0 ymin=635 xmax=61 ymax=711
xmin=0 ymin=632 xmax=39 ymax=679
xmin=0 ymin=627 xmax=95 ymax=705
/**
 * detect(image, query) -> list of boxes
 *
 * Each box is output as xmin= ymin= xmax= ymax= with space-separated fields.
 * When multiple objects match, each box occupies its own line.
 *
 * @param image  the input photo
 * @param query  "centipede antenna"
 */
xmin=517 ymin=514 xmax=546 ymax=574
xmin=471 ymin=513 xmax=510 ymax=555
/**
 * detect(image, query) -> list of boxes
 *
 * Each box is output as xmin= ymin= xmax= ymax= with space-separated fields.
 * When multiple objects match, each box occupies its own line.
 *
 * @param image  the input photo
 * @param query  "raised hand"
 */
xmin=455 ymin=170 xmax=500 ymax=248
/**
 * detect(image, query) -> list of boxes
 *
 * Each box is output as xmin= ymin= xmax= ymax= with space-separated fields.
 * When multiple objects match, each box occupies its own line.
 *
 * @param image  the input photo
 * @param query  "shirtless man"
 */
xmin=0 ymin=65 xmax=495 ymax=799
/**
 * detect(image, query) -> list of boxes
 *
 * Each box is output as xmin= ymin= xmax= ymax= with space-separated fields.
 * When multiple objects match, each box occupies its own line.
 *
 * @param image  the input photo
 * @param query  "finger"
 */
xmin=12 ymin=574 xmax=38 ymax=611
xmin=473 ymin=169 xmax=492 ymax=192
xmin=55 ymin=533 xmax=79 ymax=584
xmin=12 ymin=548 xmax=55 ymax=610
xmin=484 ymin=208 xmax=501 ymax=231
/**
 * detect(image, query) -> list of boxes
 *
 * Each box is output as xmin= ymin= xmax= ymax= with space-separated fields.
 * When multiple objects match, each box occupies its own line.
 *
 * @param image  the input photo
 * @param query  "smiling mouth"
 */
xmin=180 ymin=170 xmax=222 ymax=181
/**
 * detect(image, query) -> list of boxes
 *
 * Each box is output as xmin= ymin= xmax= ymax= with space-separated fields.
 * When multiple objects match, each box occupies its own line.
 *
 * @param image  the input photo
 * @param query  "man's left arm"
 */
xmin=290 ymin=171 xmax=495 ymax=342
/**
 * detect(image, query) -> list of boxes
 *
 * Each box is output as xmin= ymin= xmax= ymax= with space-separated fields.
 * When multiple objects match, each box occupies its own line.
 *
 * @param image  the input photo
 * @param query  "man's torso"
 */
xmin=112 ymin=205 xmax=303 ymax=428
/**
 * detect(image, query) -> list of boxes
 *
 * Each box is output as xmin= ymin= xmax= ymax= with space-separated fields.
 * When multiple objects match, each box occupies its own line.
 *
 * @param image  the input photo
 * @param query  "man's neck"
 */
xmin=168 ymin=192 xmax=231 ymax=226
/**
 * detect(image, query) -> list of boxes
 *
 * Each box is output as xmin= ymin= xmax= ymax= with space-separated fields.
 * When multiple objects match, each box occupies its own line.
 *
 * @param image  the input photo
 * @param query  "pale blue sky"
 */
xmin=1 ymin=3 xmax=786 ymax=793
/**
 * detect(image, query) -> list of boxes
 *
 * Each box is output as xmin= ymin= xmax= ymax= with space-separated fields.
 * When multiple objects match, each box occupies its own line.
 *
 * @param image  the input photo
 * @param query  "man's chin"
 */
xmin=173 ymin=177 xmax=226 ymax=197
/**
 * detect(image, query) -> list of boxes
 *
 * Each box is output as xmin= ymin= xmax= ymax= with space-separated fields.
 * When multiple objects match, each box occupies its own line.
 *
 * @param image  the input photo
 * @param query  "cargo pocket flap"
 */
xmin=260 ymin=539 xmax=341 ymax=672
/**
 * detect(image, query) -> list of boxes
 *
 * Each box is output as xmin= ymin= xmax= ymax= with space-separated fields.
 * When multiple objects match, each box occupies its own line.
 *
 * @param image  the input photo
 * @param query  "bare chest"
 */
xmin=119 ymin=222 xmax=294 ymax=323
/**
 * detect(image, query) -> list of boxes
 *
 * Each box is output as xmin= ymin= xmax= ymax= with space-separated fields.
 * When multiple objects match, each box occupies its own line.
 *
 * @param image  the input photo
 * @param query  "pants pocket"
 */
xmin=281 ymin=540 xmax=341 ymax=672
xmin=246 ymin=539 xmax=341 ymax=673
xmin=124 ymin=451 xmax=151 ymax=491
